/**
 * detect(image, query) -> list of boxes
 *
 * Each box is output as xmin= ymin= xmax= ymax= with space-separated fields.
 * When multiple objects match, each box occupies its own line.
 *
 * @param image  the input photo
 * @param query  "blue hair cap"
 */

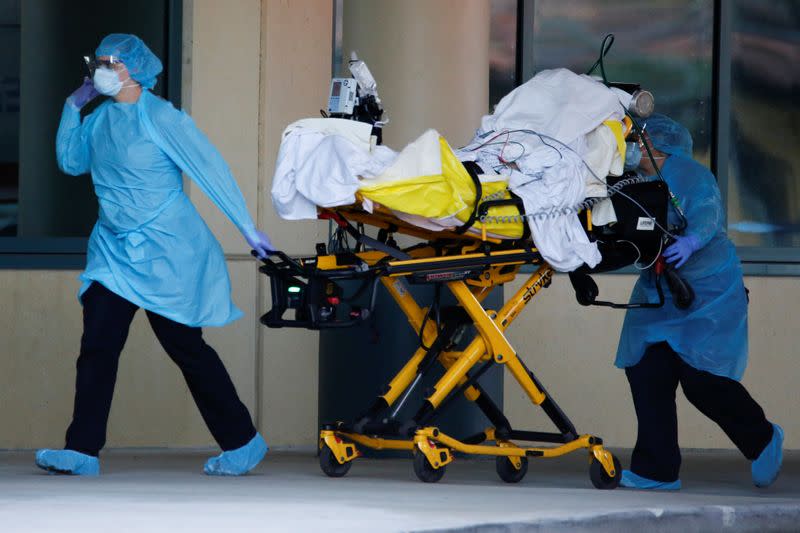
xmin=641 ymin=113 xmax=693 ymax=157
xmin=96 ymin=34 xmax=162 ymax=90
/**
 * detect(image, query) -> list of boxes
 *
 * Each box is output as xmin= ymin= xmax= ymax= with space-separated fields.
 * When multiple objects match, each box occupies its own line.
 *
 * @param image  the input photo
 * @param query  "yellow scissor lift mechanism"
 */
xmin=257 ymin=194 xmax=623 ymax=489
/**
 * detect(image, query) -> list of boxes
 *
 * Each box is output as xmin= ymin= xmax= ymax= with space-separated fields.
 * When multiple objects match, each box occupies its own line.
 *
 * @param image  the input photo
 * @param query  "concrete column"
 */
xmin=183 ymin=0 xmax=261 ymax=255
xmin=342 ymin=0 xmax=490 ymax=148
xmin=257 ymin=0 xmax=332 ymax=447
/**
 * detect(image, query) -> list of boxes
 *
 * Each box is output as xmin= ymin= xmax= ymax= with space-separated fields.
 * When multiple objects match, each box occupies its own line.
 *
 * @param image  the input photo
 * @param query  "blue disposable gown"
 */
xmin=56 ymin=90 xmax=257 ymax=327
xmin=615 ymin=155 xmax=749 ymax=380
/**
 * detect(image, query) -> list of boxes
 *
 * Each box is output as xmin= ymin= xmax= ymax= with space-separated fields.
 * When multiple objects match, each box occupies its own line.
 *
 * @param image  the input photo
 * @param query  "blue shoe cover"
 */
xmin=204 ymin=433 xmax=268 ymax=476
xmin=752 ymin=423 xmax=783 ymax=488
xmin=35 ymin=449 xmax=100 ymax=476
xmin=620 ymin=469 xmax=681 ymax=490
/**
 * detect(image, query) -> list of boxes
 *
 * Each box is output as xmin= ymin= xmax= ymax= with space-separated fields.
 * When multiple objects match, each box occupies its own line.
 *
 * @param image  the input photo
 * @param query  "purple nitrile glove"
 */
xmin=68 ymin=77 xmax=100 ymax=109
xmin=663 ymin=234 xmax=701 ymax=268
xmin=246 ymin=229 xmax=275 ymax=260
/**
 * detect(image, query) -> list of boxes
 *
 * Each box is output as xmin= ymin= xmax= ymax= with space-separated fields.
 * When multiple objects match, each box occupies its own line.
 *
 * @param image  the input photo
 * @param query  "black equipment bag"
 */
xmin=578 ymin=176 xmax=670 ymax=273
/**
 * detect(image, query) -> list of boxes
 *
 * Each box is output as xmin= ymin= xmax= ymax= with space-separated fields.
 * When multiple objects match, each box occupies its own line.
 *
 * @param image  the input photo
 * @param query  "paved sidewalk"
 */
xmin=1 ymin=449 xmax=797 ymax=532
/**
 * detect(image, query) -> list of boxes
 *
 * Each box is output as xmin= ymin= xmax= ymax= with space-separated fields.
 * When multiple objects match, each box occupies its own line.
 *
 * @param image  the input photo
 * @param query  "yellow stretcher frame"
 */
xmin=297 ymin=212 xmax=622 ymax=489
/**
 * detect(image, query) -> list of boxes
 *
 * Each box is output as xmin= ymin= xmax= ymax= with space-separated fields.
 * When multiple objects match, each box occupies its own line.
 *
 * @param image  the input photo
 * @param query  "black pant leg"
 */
xmin=145 ymin=311 xmax=256 ymax=451
xmin=625 ymin=342 xmax=682 ymax=482
xmin=678 ymin=360 xmax=773 ymax=460
xmin=65 ymin=283 xmax=139 ymax=456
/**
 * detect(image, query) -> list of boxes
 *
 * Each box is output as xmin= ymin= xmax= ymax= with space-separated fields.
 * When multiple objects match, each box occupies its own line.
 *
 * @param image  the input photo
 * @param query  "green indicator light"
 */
xmin=288 ymin=286 xmax=301 ymax=293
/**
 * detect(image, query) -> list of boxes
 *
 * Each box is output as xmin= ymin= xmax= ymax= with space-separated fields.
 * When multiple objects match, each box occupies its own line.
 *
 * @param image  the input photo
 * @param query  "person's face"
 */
xmin=96 ymin=56 xmax=131 ymax=81
xmin=637 ymin=131 xmax=666 ymax=175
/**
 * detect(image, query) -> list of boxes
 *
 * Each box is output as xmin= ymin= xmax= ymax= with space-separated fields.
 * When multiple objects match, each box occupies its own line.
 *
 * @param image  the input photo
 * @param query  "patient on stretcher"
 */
xmin=271 ymin=68 xmax=638 ymax=272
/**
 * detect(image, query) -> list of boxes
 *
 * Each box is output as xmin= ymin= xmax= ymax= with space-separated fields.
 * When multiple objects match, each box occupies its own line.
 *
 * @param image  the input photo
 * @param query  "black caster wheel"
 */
xmin=589 ymin=454 xmax=622 ymax=490
xmin=413 ymin=450 xmax=446 ymax=483
xmin=495 ymin=456 xmax=528 ymax=483
xmin=319 ymin=444 xmax=353 ymax=478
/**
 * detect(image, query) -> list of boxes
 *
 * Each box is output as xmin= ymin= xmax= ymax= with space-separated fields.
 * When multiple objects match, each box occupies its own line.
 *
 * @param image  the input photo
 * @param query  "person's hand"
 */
xmin=68 ymin=77 xmax=100 ymax=109
xmin=245 ymin=229 xmax=275 ymax=259
xmin=663 ymin=234 xmax=701 ymax=268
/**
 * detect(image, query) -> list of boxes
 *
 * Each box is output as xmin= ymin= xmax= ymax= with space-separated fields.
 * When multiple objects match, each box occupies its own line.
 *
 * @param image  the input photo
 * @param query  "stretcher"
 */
xmin=259 ymin=49 xmax=699 ymax=486
xmin=256 ymin=156 xmax=680 ymax=488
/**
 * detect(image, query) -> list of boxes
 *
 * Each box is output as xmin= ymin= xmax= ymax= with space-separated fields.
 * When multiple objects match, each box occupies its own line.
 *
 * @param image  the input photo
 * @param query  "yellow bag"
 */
xmin=360 ymin=135 xmax=524 ymax=238
xmin=359 ymin=136 xmax=467 ymax=219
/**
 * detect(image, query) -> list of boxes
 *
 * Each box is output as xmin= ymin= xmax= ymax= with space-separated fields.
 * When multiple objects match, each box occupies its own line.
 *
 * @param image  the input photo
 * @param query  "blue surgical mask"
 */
xmin=624 ymin=141 xmax=642 ymax=171
xmin=93 ymin=67 xmax=123 ymax=96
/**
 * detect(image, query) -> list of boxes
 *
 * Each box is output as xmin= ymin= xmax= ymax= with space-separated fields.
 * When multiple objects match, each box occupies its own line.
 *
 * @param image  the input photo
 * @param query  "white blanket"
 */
xmin=270 ymin=69 xmax=629 ymax=272
xmin=481 ymin=68 xmax=626 ymax=144
xmin=271 ymin=119 xmax=395 ymax=220
xmin=458 ymin=68 xmax=629 ymax=270
xmin=507 ymin=146 xmax=601 ymax=271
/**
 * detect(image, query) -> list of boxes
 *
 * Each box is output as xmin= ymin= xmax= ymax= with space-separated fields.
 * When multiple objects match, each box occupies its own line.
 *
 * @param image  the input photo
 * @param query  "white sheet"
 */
xmin=481 ymin=68 xmax=626 ymax=144
xmin=271 ymin=119 xmax=395 ymax=220
xmin=270 ymin=69 xmax=627 ymax=271
xmin=507 ymin=146 xmax=602 ymax=271
xmin=361 ymin=129 xmax=442 ymax=186
xmin=456 ymin=68 xmax=630 ymax=271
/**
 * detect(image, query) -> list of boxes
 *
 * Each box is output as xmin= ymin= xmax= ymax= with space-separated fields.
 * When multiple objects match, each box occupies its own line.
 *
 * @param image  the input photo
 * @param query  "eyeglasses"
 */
xmin=83 ymin=55 xmax=124 ymax=77
xmin=631 ymin=124 xmax=648 ymax=149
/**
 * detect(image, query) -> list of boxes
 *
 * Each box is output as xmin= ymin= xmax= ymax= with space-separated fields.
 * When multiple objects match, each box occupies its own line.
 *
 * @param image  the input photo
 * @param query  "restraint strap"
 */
xmin=320 ymin=211 xmax=411 ymax=260
xmin=454 ymin=161 xmax=484 ymax=235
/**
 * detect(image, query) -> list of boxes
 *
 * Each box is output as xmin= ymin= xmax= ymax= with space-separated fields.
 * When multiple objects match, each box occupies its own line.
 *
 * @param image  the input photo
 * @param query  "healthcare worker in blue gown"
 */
xmin=616 ymin=114 xmax=783 ymax=490
xmin=35 ymin=34 xmax=272 ymax=476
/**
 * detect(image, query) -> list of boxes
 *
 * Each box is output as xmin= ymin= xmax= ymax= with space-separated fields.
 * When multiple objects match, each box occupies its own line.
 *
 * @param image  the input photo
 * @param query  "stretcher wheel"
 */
xmin=589 ymin=455 xmax=622 ymax=490
xmin=413 ymin=450 xmax=446 ymax=483
xmin=495 ymin=456 xmax=528 ymax=483
xmin=319 ymin=445 xmax=353 ymax=478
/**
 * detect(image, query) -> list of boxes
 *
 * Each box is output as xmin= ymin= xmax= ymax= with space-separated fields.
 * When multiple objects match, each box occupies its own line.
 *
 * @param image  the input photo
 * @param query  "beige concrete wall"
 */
xmin=0 ymin=263 xmax=256 ymax=449
xmin=503 ymin=273 xmax=800 ymax=450
xmin=0 ymin=1 xmax=259 ymax=450
xmin=183 ymin=0 xmax=262 ymax=256
xmin=342 ymin=0 xmax=490 ymax=148
xmin=180 ymin=0 xmax=332 ymax=449
xmin=257 ymin=0 xmax=332 ymax=447
xmin=335 ymin=0 xmax=800 ymax=452
xmin=2 ymin=0 xmax=799 ymax=455
xmin=0 ymin=0 xmax=327 ymax=451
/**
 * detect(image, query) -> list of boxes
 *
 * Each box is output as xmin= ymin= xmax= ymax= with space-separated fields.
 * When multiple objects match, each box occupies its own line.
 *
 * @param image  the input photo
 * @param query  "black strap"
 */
xmin=508 ymin=190 xmax=531 ymax=240
xmin=454 ymin=161 xmax=484 ymax=234
xmin=359 ymin=233 xmax=411 ymax=260
xmin=337 ymin=216 xmax=411 ymax=260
